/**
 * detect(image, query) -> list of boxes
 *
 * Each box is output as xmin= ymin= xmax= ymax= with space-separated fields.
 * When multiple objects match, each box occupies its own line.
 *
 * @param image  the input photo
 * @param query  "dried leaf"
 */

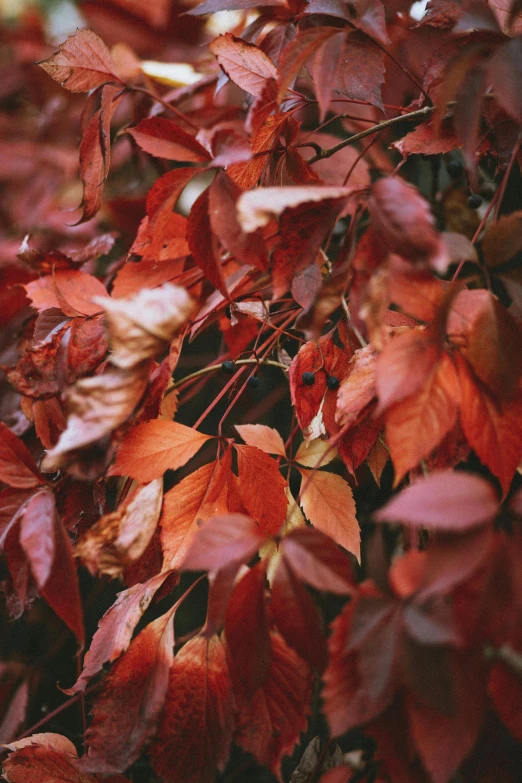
xmin=95 ymin=283 xmax=194 ymax=370
xmin=38 ymin=29 xmax=121 ymax=93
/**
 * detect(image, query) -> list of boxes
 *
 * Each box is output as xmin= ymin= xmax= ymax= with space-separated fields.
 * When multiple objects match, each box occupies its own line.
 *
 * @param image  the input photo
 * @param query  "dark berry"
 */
xmin=302 ymin=371 xmax=316 ymax=386
xmin=247 ymin=375 xmax=260 ymax=388
xmin=468 ymin=194 xmax=483 ymax=209
xmin=221 ymin=360 xmax=235 ymax=374
xmin=446 ymin=160 xmax=463 ymax=178
xmin=326 ymin=375 xmax=340 ymax=390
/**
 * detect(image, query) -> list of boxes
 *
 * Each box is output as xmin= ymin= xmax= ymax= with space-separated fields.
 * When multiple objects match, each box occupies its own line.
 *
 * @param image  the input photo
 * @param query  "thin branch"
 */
xmin=131 ymin=85 xmax=199 ymax=130
xmin=166 ymin=357 xmax=288 ymax=396
xmin=307 ymin=105 xmax=434 ymax=163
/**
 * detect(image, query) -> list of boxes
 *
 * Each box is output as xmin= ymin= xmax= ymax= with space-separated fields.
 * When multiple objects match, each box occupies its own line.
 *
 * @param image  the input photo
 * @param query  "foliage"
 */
xmin=1 ymin=1 xmax=522 ymax=781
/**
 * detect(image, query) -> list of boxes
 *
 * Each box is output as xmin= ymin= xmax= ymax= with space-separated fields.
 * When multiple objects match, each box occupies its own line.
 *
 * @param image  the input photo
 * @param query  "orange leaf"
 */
xmin=38 ymin=29 xmax=121 ymax=93
xmin=24 ymin=271 xmax=107 ymax=316
xmin=150 ymin=635 xmax=234 ymax=783
xmin=385 ymin=351 xmax=460 ymax=485
xmin=110 ymin=420 xmax=213 ymax=482
xmin=299 ymin=469 xmax=360 ymax=560
xmin=235 ymin=444 xmax=287 ymax=535
xmin=235 ymin=424 xmax=286 ymax=456
xmin=161 ymin=457 xmax=230 ymax=570
xmin=456 ymin=353 xmax=522 ymax=495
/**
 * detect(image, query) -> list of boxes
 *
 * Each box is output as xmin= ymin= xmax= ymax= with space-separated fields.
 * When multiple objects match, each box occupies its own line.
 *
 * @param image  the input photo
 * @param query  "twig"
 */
xmin=165 ymin=357 xmax=289 ymax=395
xmin=307 ymin=105 xmax=434 ymax=163
xmin=131 ymin=85 xmax=199 ymax=130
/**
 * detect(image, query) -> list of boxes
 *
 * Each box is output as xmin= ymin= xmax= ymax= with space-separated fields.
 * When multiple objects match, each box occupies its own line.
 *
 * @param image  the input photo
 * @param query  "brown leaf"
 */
xmin=44 ymin=364 xmax=150 ymax=472
xmin=76 ymin=478 xmax=163 ymax=577
xmin=79 ymin=85 xmax=123 ymax=222
xmin=95 ymin=283 xmax=194 ymax=370
xmin=482 ymin=210 xmax=522 ymax=268
xmin=38 ymin=29 xmax=121 ymax=93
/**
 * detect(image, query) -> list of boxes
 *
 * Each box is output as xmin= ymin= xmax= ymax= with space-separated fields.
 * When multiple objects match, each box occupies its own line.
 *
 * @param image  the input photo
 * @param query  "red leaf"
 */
xmin=375 ymin=329 xmax=441 ymax=413
xmin=406 ymin=652 xmax=487 ymax=783
xmin=369 ymin=177 xmax=449 ymax=272
xmin=374 ymin=471 xmax=499 ymax=531
xmin=38 ymin=29 xmax=121 ymax=93
xmin=322 ymin=596 xmax=402 ymax=735
xmin=299 ymin=469 xmax=360 ymax=560
xmin=385 ymin=351 xmax=460 ymax=484
xmin=149 ymin=635 xmax=234 ymax=783
xmin=489 ymin=38 xmax=522 ymax=125
xmin=128 ymin=118 xmax=211 ymax=163
xmin=271 ymin=555 xmax=328 ymax=671
xmin=0 ymin=423 xmax=45 ymax=489
xmin=161 ymin=457 xmax=232 ymax=571
xmin=456 ymin=353 xmax=522 ymax=495
xmin=81 ymin=607 xmax=175 ymax=774
xmin=235 ymin=423 xmax=286 ymax=456
xmin=66 ymin=317 xmax=108 ymax=384
xmin=334 ymin=31 xmax=385 ymax=111
xmin=234 ymin=630 xmax=312 ymax=777
xmin=186 ymin=187 xmax=228 ymax=296
xmin=235 ymin=444 xmax=288 ymax=535
xmin=109 ymin=420 xmax=212 ymax=482
xmin=67 ymin=572 xmax=171 ymax=693
xmin=208 ymin=172 xmax=268 ymax=270
xmin=79 ymin=84 xmax=123 ymax=223
xmin=225 ymin=561 xmax=271 ymax=693
xmin=336 ymin=344 xmax=377 ymax=428
xmin=277 ymin=27 xmax=339 ymax=103
xmin=448 ymin=289 xmax=522 ymax=400
xmin=19 ymin=490 xmax=84 ymax=642
xmin=209 ymin=33 xmax=277 ymax=97
xmin=280 ymin=527 xmax=354 ymax=595
xmin=181 ymin=512 xmax=268 ymax=572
